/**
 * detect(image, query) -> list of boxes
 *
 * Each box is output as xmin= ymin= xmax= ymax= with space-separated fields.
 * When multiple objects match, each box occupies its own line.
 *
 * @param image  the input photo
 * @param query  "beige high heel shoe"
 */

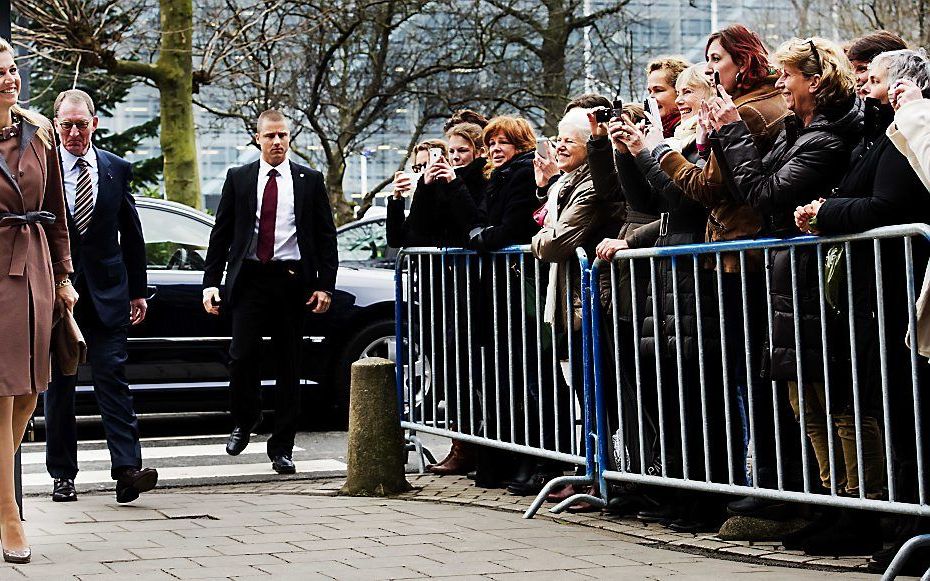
xmin=0 ymin=519 xmax=31 ymax=563
xmin=2 ymin=546 xmax=30 ymax=564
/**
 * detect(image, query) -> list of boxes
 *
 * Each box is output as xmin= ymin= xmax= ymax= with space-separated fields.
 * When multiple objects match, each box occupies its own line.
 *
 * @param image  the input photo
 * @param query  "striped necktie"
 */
xmin=73 ymin=158 xmax=94 ymax=236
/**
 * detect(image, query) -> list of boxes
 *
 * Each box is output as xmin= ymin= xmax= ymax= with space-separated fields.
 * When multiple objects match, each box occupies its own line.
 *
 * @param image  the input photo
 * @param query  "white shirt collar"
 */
xmin=259 ymin=157 xmax=290 ymax=178
xmin=59 ymin=145 xmax=97 ymax=172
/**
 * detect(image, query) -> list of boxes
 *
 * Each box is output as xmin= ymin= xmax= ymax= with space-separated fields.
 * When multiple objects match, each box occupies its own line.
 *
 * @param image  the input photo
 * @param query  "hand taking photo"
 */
xmin=533 ymin=149 xmax=559 ymax=187
xmin=423 ymin=157 xmax=455 ymax=185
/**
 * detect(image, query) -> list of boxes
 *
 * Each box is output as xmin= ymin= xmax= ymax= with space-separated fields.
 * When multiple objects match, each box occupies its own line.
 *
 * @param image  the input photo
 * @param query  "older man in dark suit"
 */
xmin=202 ymin=109 xmax=337 ymax=474
xmin=45 ymin=89 xmax=157 ymax=503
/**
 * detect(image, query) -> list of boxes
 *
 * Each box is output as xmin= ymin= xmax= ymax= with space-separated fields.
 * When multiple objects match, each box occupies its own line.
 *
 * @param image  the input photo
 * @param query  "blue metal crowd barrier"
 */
xmin=393 ymin=225 xmax=930 ymax=578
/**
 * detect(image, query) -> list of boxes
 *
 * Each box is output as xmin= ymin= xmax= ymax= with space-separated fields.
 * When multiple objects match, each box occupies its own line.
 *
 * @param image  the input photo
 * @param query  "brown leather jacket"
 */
xmin=659 ymin=74 xmax=789 ymax=272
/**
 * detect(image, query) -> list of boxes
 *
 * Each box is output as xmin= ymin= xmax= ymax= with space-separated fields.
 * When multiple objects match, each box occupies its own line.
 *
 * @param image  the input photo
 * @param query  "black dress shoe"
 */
xmin=115 ymin=467 xmax=158 ymax=503
xmin=726 ymin=496 xmax=790 ymax=519
xmin=271 ymin=455 xmax=296 ymax=474
xmin=637 ymin=505 xmax=679 ymax=526
xmin=52 ymin=478 xmax=77 ymax=502
xmin=667 ymin=517 xmax=720 ymax=534
xmin=226 ymin=416 xmax=262 ymax=456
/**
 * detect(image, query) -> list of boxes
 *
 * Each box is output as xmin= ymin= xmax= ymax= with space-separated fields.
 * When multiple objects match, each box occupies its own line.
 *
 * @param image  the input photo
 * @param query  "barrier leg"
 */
xmin=524 ymin=474 xmax=595 ymax=519
xmin=883 ymin=534 xmax=930 ymax=580
xmin=404 ymin=431 xmax=435 ymax=474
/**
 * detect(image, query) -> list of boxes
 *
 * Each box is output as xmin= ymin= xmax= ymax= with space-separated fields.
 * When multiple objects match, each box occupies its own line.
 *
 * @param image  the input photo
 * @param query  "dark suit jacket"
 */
xmin=65 ymin=147 xmax=147 ymax=329
xmin=202 ymin=159 xmax=338 ymax=305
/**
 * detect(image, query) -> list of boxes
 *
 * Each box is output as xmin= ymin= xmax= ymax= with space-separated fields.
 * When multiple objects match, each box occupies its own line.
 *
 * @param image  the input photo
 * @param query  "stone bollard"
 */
xmin=339 ymin=357 xmax=412 ymax=496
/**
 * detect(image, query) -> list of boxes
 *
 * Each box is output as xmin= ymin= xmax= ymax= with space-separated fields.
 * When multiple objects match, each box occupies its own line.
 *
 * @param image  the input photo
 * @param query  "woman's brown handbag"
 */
xmin=52 ymin=307 xmax=87 ymax=376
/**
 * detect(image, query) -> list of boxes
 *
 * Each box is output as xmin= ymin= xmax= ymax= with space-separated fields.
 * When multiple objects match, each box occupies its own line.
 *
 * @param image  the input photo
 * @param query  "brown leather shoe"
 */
xmin=429 ymin=439 xmax=476 ymax=475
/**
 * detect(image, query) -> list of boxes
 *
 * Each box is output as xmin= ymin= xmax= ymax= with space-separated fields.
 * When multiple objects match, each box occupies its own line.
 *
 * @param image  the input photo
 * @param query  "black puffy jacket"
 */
xmin=386 ymin=158 xmax=487 ymax=248
xmin=625 ymin=142 xmax=712 ymax=362
xmin=816 ymin=100 xmax=930 ymax=415
xmin=713 ymin=95 xmax=863 ymax=381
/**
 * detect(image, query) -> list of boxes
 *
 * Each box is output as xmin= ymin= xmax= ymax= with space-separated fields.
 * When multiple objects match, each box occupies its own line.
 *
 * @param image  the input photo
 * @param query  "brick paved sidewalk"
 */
xmin=3 ymin=478 xmax=881 ymax=580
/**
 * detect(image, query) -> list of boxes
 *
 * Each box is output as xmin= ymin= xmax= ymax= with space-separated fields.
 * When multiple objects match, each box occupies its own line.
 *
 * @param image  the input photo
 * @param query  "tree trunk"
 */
xmin=325 ymin=156 xmax=354 ymax=225
xmin=539 ymin=3 xmax=570 ymax=136
xmin=157 ymin=0 xmax=201 ymax=208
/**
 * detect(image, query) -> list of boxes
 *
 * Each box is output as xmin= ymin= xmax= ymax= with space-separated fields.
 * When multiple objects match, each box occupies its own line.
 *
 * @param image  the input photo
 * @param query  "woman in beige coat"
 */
xmin=0 ymin=39 xmax=74 ymax=563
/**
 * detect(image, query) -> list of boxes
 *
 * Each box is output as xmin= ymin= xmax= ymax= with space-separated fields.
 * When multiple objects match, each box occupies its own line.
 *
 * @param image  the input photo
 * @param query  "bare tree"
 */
xmin=202 ymin=0 xmax=496 ymax=223
xmin=481 ymin=0 xmax=631 ymax=135
xmin=14 ymin=0 xmax=296 ymax=208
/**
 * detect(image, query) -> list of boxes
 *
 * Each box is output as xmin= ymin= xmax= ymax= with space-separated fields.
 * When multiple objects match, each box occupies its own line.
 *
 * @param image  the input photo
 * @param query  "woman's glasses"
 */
xmin=411 ymin=163 xmax=426 ymax=173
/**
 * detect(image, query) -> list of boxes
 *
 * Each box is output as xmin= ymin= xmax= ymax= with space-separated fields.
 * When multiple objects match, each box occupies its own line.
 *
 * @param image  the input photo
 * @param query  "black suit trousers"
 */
xmin=229 ymin=260 xmax=305 ymax=457
xmin=45 ymin=280 xmax=142 ymax=481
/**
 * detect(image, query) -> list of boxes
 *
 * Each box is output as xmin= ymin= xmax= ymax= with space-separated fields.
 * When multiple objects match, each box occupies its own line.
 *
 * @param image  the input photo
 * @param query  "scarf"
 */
xmin=664 ymin=114 xmax=699 ymax=152
xmin=662 ymin=109 xmax=682 ymax=138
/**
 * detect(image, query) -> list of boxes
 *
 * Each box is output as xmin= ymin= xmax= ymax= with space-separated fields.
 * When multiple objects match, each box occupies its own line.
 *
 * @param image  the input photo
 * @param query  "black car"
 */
xmin=336 ymin=213 xmax=396 ymax=270
xmin=51 ymin=198 xmax=424 ymax=427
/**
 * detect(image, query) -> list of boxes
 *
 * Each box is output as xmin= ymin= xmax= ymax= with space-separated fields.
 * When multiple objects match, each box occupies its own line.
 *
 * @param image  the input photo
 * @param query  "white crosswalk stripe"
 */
xmin=20 ymin=441 xmax=305 ymax=465
xmin=22 ymin=460 xmax=346 ymax=487
xmin=21 ymin=436 xmax=346 ymax=492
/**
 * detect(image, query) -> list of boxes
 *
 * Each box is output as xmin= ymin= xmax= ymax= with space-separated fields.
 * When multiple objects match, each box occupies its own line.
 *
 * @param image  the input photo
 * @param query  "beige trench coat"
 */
xmin=0 ymin=118 xmax=72 ymax=395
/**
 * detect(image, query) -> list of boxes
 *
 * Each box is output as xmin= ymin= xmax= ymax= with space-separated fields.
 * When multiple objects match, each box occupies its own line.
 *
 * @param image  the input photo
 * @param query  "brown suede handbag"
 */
xmin=52 ymin=306 xmax=86 ymax=376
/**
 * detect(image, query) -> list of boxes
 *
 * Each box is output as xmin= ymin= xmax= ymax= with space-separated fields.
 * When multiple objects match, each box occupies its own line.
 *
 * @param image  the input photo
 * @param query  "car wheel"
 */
xmin=334 ymin=319 xmax=432 ymax=423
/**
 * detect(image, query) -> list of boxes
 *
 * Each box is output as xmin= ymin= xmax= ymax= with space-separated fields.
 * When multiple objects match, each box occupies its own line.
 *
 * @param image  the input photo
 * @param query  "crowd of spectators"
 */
xmin=386 ymin=24 xmax=930 ymax=574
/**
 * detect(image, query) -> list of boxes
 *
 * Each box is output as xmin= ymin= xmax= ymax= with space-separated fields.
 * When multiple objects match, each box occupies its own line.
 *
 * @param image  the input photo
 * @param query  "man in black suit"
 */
xmin=45 ymin=90 xmax=158 ymax=503
xmin=202 ymin=109 xmax=337 ymax=474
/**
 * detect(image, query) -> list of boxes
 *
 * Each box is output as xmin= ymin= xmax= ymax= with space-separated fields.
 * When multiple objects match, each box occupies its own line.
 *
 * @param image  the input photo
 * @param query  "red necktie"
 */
xmin=257 ymin=168 xmax=279 ymax=263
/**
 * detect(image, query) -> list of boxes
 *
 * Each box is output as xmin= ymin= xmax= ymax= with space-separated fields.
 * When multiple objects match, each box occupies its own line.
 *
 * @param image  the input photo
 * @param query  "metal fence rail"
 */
xmin=394 ymin=225 xmax=930 ymax=578
xmin=393 ymin=246 xmax=603 ymax=516
xmin=592 ymin=224 xmax=930 ymax=580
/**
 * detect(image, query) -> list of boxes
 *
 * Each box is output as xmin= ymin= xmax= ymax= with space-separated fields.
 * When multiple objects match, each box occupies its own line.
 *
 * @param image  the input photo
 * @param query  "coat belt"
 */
xmin=0 ymin=211 xmax=56 ymax=276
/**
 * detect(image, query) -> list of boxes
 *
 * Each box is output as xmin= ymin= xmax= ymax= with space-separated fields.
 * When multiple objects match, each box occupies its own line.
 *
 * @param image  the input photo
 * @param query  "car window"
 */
xmin=338 ymin=219 xmax=390 ymax=262
xmin=138 ymin=206 xmax=212 ymax=270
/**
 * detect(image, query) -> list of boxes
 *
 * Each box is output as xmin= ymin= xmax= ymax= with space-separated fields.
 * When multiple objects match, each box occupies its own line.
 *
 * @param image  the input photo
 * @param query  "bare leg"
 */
xmin=0 ymin=396 xmax=27 ymax=552
xmin=12 ymin=394 xmax=36 ymax=452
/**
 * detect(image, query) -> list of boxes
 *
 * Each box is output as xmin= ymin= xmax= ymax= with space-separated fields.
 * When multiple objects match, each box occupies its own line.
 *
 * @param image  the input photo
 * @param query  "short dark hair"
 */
xmin=846 ymin=30 xmax=908 ymax=63
xmin=257 ymin=109 xmax=288 ymax=132
xmin=563 ymin=93 xmax=611 ymax=114
xmin=443 ymin=109 xmax=489 ymax=132
xmin=54 ymin=89 xmax=96 ymax=117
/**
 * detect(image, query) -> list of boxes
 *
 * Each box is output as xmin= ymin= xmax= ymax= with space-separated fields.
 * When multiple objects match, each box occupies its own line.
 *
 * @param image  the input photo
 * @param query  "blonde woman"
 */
xmin=0 ymin=39 xmax=74 ymax=563
xmin=709 ymin=36 xmax=866 ymax=545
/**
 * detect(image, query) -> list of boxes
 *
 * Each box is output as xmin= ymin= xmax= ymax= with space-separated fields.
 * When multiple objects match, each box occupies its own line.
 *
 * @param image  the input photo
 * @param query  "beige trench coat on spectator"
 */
xmin=0 ymin=118 xmax=72 ymax=395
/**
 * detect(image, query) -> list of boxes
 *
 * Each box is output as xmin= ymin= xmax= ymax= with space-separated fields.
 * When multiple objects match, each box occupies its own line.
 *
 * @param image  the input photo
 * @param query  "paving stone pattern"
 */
xmin=3 ymin=474 xmax=883 ymax=580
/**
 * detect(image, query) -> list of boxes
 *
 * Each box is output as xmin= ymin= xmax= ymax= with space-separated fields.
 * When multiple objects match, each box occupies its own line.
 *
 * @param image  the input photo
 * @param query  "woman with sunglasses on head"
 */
xmin=707 ymin=35 xmax=862 ymax=527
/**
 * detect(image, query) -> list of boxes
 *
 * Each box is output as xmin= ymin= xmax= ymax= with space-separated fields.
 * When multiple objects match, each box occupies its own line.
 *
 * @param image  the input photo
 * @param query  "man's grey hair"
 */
xmin=872 ymin=49 xmax=930 ymax=98
xmin=53 ymin=89 xmax=96 ymax=117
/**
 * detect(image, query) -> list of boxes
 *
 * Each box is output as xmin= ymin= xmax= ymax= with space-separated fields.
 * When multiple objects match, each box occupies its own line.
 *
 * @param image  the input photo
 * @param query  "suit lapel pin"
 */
xmin=299 ymin=173 xmax=305 ymax=178
xmin=106 ymin=173 xmax=113 ymax=180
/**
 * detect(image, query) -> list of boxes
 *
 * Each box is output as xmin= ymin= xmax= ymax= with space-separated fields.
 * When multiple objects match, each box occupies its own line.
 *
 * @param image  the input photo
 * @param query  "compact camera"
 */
xmin=594 ymin=99 xmax=624 ymax=123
